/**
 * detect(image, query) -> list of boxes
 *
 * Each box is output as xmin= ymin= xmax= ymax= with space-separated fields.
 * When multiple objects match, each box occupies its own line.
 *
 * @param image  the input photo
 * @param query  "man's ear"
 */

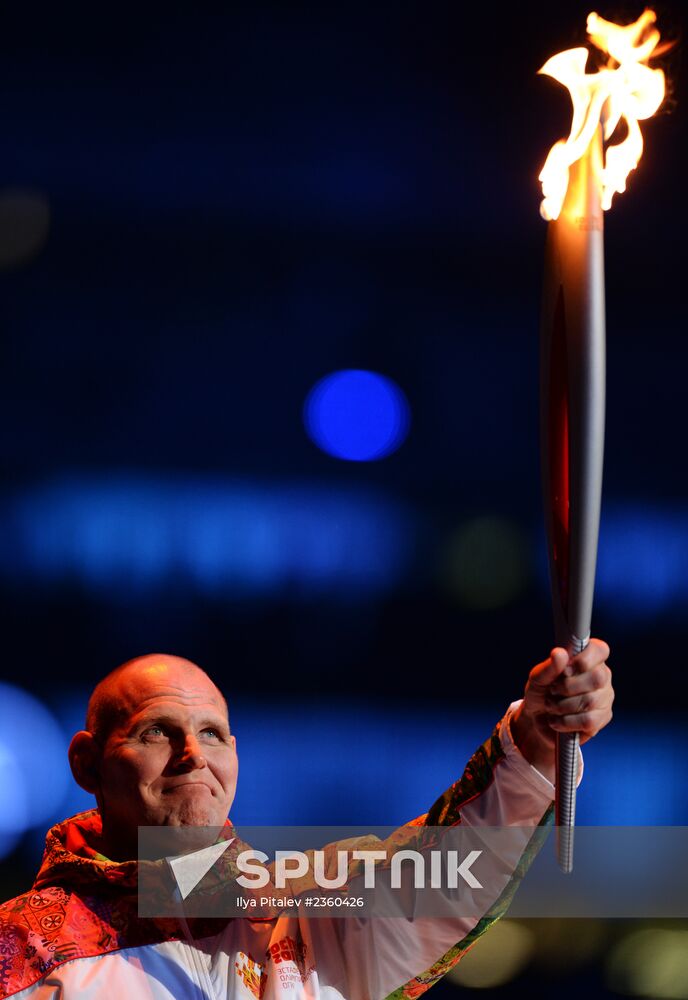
xmin=68 ymin=731 xmax=102 ymax=795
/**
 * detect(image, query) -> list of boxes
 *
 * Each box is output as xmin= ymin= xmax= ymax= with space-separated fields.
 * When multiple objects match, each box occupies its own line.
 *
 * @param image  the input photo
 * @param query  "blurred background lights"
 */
xmin=606 ymin=927 xmax=688 ymax=999
xmin=303 ymin=369 xmax=410 ymax=461
xmin=595 ymin=505 xmax=688 ymax=620
xmin=2 ymin=475 xmax=414 ymax=599
xmin=0 ymin=744 xmax=28 ymax=860
xmin=0 ymin=683 xmax=69 ymax=860
xmin=0 ymin=187 xmax=50 ymax=269
xmin=442 ymin=516 xmax=530 ymax=610
xmin=529 ymin=919 xmax=608 ymax=974
xmin=446 ymin=920 xmax=535 ymax=989
xmin=573 ymin=717 xmax=688 ymax=824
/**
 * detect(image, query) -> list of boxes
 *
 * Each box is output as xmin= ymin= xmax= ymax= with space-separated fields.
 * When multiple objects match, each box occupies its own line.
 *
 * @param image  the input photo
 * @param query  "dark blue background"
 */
xmin=0 ymin=3 xmax=686 ymax=994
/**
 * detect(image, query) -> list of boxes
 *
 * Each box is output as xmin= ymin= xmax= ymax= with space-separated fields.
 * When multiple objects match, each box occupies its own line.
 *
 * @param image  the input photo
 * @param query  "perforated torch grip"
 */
xmin=555 ymin=730 xmax=580 ymax=873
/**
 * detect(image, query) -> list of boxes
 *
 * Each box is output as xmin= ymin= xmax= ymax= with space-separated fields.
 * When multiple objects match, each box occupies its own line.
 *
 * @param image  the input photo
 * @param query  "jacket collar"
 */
xmin=33 ymin=809 xmax=139 ymax=892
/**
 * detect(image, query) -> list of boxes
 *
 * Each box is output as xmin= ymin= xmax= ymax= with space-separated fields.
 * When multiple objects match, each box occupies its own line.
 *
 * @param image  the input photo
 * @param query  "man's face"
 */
xmin=95 ymin=659 xmax=238 ymax=855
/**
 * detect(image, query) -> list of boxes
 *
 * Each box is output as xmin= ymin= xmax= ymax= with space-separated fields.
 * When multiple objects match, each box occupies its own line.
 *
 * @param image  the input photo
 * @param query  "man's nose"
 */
xmin=177 ymin=735 xmax=207 ymax=770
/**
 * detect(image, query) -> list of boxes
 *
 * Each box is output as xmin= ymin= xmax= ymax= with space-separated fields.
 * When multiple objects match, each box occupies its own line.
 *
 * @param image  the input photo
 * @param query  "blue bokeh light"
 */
xmin=304 ymin=369 xmax=410 ymax=461
xmin=536 ymin=503 xmax=688 ymax=623
xmin=595 ymin=504 xmax=688 ymax=619
xmin=1 ymin=475 xmax=414 ymax=599
xmin=0 ymin=683 xmax=69 ymax=860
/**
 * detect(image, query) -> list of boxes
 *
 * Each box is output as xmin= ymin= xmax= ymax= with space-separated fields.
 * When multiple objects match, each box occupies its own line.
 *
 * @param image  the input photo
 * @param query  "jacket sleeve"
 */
xmin=303 ymin=701 xmax=568 ymax=1000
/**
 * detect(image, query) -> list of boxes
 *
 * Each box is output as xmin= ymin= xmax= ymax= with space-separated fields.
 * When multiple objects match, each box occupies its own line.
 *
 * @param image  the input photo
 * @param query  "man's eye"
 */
xmin=201 ymin=728 xmax=221 ymax=740
xmin=143 ymin=726 xmax=166 ymax=739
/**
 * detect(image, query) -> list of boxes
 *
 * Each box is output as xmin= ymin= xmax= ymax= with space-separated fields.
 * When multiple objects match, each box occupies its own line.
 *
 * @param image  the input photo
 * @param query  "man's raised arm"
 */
xmin=304 ymin=639 xmax=614 ymax=1000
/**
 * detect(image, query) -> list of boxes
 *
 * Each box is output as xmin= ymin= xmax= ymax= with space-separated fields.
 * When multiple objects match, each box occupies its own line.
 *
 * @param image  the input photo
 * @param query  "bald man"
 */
xmin=0 ymin=643 xmax=614 ymax=1000
xmin=69 ymin=654 xmax=239 ymax=860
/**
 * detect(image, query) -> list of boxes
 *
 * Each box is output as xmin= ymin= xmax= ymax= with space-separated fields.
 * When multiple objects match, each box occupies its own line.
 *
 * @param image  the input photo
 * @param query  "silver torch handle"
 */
xmin=555 ymin=635 xmax=589 ymax=872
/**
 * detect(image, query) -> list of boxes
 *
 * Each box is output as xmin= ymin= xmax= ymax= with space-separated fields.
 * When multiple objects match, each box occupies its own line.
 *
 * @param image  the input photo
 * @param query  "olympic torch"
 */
xmin=537 ymin=11 xmax=666 ymax=871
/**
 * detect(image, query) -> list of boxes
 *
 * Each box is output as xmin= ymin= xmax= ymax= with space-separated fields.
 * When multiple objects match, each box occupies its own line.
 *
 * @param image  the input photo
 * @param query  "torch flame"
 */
xmin=539 ymin=9 xmax=665 ymax=221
